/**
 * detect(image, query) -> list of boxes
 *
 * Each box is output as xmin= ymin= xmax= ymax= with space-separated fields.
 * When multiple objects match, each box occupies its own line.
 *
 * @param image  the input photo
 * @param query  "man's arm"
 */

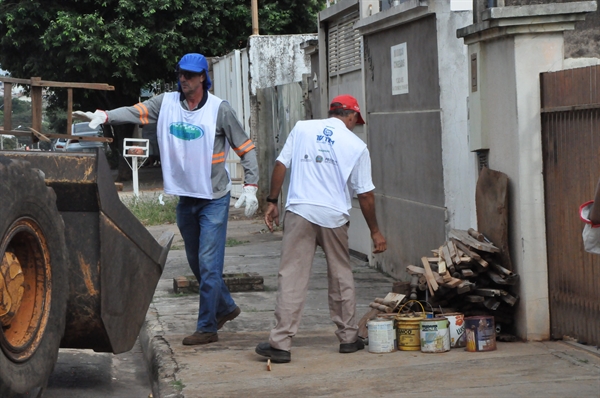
xmin=218 ymin=102 xmax=259 ymax=185
xmin=105 ymin=94 xmax=164 ymax=125
xmin=264 ymin=161 xmax=287 ymax=232
xmin=357 ymin=190 xmax=387 ymax=254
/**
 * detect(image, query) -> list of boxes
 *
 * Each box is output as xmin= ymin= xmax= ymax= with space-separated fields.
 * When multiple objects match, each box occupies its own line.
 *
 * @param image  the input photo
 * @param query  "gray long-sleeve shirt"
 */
xmin=105 ymin=91 xmax=258 ymax=199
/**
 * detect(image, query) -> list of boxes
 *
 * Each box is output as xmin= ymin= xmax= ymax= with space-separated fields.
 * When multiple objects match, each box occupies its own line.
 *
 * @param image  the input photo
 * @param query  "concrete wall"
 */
xmin=247 ymin=35 xmax=317 ymax=97
xmin=222 ymin=34 xmax=316 ymax=202
xmin=457 ymin=0 xmax=597 ymax=340
xmin=354 ymin=1 xmax=475 ymax=280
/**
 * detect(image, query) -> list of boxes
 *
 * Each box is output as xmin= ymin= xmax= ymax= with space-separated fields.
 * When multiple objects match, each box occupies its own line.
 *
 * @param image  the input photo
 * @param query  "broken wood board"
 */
xmin=421 ymin=256 xmax=439 ymax=295
xmin=449 ymin=229 xmax=500 ymax=253
xmin=475 ymin=167 xmax=513 ymax=270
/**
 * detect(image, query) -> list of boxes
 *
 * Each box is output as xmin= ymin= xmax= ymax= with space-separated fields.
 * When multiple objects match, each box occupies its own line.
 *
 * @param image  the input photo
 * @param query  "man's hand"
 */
xmin=73 ymin=110 xmax=108 ymax=129
xmin=234 ymin=185 xmax=258 ymax=217
xmin=371 ymin=231 xmax=387 ymax=254
xmin=264 ymin=203 xmax=280 ymax=232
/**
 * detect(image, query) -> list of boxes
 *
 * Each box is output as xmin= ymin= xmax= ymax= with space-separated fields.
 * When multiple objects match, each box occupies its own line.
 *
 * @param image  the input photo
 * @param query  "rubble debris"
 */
xmin=406 ymin=228 xmax=519 ymax=334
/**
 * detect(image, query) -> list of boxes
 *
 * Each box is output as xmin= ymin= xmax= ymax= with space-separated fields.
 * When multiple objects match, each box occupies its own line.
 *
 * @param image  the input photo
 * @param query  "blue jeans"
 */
xmin=176 ymin=193 xmax=237 ymax=332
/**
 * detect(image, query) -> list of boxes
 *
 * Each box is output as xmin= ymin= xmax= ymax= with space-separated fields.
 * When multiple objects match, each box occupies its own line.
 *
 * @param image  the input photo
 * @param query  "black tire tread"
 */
xmin=0 ymin=156 xmax=69 ymax=397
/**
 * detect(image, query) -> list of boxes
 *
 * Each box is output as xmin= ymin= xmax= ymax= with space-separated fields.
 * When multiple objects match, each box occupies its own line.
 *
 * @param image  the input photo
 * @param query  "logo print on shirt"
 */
xmin=317 ymin=128 xmax=335 ymax=145
xmin=169 ymin=122 xmax=204 ymax=140
xmin=301 ymin=154 xmax=311 ymax=162
xmin=316 ymin=155 xmax=323 ymax=163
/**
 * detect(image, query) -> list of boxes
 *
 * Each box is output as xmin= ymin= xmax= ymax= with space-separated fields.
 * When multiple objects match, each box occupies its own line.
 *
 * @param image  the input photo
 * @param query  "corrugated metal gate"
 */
xmin=541 ymin=65 xmax=600 ymax=347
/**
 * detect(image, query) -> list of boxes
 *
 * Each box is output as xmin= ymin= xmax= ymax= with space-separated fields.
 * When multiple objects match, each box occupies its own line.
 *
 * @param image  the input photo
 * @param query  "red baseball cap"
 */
xmin=330 ymin=94 xmax=365 ymax=124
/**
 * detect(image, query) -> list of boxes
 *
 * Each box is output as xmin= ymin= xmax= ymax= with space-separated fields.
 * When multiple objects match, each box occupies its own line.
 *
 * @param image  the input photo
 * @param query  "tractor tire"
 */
xmin=0 ymin=156 xmax=69 ymax=397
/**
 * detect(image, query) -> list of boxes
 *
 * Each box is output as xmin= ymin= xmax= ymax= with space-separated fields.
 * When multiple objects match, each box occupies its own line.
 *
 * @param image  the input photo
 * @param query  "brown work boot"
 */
xmin=217 ymin=306 xmax=241 ymax=330
xmin=182 ymin=331 xmax=218 ymax=345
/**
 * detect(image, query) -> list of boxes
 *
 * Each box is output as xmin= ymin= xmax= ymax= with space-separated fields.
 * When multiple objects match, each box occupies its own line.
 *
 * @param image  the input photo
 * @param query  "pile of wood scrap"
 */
xmin=406 ymin=228 xmax=519 ymax=331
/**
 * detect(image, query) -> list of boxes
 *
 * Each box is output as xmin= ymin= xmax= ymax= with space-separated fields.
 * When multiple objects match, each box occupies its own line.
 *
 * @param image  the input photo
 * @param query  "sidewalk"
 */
xmin=121 ymin=171 xmax=600 ymax=398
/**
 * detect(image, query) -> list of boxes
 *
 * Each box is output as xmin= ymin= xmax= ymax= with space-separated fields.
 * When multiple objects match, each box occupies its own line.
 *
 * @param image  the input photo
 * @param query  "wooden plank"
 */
xmin=67 ymin=88 xmax=73 ymax=136
xmin=441 ymin=244 xmax=452 ymax=265
xmin=432 ymin=271 xmax=444 ymax=285
xmin=31 ymin=78 xmax=43 ymax=137
xmin=0 ymin=76 xmax=115 ymax=90
xmin=441 ymin=277 xmax=463 ymax=288
xmin=468 ymin=228 xmax=485 ymax=242
xmin=475 ymin=167 xmax=512 ymax=269
xmin=421 ymin=256 xmax=438 ymax=295
xmin=449 ymin=240 xmax=462 ymax=264
xmin=449 ymin=229 xmax=500 ymax=253
xmin=369 ymin=302 xmax=394 ymax=313
xmin=452 ymin=238 xmax=481 ymax=260
xmin=438 ymin=257 xmax=447 ymax=276
xmin=406 ymin=265 xmax=425 ymax=275
xmin=3 ymin=83 xmax=12 ymax=132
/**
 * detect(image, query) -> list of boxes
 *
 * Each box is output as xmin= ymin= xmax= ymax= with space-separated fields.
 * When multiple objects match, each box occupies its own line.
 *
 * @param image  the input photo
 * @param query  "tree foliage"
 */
xmin=0 ymin=0 xmax=325 ymax=113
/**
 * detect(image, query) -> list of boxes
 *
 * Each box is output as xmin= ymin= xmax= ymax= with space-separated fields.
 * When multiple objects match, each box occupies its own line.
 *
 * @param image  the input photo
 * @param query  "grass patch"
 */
xmin=226 ymin=238 xmax=248 ymax=247
xmin=170 ymin=380 xmax=185 ymax=392
xmin=170 ymin=244 xmax=185 ymax=251
xmin=122 ymin=194 xmax=178 ymax=226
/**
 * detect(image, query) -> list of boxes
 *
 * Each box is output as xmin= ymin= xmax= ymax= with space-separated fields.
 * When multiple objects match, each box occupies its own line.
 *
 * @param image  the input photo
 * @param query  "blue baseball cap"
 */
xmin=178 ymin=53 xmax=212 ymax=90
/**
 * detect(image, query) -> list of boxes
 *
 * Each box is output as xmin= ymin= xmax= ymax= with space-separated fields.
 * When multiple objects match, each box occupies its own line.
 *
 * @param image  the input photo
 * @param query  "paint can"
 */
xmin=396 ymin=314 xmax=425 ymax=351
xmin=420 ymin=317 xmax=450 ymax=353
xmin=367 ymin=318 xmax=396 ymax=353
xmin=443 ymin=312 xmax=466 ymax=348
xmin=464 ymin=316 xmax=497 ymax=352
xmin=376 ymin=313 xmax=398 ymax=350
xmin=415 ymin=311 xmax=434 ymax=319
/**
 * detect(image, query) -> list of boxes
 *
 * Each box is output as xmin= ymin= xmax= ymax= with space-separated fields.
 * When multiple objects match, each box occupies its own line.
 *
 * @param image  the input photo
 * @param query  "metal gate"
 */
xmin=541 ymin=65 xmax=600 ymax=347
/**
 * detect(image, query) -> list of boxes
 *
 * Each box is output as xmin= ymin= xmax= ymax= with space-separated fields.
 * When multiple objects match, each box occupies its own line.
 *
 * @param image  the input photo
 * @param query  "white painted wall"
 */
xmin=466 ymin=30 xmax=565 ymax=341
xmin=247 ymin=35 xmax=317 ymax=96
xmin=432 ymin=1 xmax=478 ymax=233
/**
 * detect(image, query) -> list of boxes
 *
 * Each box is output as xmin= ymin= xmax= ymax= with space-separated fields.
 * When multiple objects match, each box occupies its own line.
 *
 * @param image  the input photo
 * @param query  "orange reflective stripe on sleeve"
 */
xmin=212 ymin=152 xmax=226 ymax=164
xmin=233 ymin=139 xmax=255 ymax=156
xmin=133 ymin=103 xmax=149 ymax=125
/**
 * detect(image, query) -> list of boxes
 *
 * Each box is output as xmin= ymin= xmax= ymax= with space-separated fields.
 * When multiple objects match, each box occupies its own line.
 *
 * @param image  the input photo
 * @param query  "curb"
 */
xmin=139 ymin=302 xmax=184 ymax=398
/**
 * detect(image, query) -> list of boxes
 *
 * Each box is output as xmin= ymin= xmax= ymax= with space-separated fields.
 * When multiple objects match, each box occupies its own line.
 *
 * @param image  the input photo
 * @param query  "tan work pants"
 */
xmin=269 ymin=211 xmax=358 ymax=351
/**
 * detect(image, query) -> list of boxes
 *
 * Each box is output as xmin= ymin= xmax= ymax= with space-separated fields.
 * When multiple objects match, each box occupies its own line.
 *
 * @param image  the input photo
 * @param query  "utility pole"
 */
xmin=251 ymin=0 xmax=259 ymax=35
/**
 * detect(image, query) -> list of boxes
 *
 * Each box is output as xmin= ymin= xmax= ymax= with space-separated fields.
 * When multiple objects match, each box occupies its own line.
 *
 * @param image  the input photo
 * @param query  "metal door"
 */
xmin=541 ymin=65 xmax=600 ymax=346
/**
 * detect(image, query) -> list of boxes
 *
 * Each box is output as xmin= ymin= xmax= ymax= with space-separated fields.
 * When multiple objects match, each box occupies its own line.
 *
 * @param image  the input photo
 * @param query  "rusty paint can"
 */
xmin=420 ymin=317 xmax=451 ymax=353
xmin=443 ymin=312 xmax=466 ymax=348
xmin=464 ymin=316 xmax=497 ymax=352
xmin=396 ymin=314 xmax=425 ymax=351
xmin=367 ymin=318 xmax=396 ymax=353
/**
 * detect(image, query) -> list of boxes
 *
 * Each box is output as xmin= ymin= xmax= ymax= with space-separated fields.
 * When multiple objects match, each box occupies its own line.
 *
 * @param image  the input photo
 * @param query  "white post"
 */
xmin=123 ymin=138 xmax=150 ymax=200
xmin=1 ymin=135 xmax=3 ymax=150
xmin=132 ymin=157 xmax=140 ymax=198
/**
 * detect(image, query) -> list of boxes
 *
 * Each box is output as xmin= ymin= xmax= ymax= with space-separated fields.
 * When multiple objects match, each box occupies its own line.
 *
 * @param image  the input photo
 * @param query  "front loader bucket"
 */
xmin=1 ymin=151 xmax=173 ymax=354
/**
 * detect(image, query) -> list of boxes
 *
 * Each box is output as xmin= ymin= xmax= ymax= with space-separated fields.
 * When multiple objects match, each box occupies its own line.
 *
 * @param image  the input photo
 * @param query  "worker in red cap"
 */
xmin=256 ymin=94 xmax=387 ymax=363
xmin=74 ymin=53 xmax=259 ymax=346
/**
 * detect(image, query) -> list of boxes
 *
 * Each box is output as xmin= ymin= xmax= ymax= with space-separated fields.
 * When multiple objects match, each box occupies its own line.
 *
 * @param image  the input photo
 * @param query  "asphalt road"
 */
xmin=44 ymin=339 xmax=152 ymax=398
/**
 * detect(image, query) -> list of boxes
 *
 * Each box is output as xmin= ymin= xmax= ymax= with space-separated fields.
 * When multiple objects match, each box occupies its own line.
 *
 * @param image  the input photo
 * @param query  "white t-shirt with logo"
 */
xmin=277 ymin=117 xmax=375 ymax=228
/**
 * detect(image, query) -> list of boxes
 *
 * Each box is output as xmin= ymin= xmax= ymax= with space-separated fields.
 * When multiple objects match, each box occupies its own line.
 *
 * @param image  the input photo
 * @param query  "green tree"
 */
xmin=0 ymin=0 xmax=324 ymax=110
xmin=0 ymin=0 xmax=324 ymax=176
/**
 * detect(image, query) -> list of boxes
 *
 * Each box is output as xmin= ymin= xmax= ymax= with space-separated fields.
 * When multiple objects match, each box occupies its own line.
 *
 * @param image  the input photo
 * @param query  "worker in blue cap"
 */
xmin=74 ymin=53 xmax=259 ymax=345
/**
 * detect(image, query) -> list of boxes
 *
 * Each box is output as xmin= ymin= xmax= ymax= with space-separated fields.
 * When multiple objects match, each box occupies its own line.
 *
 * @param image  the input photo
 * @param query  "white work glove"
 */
xmin=73 ymin=110 xmax=108 ymax=129
xmin=234 ymin=185 xmax=259 ymax=217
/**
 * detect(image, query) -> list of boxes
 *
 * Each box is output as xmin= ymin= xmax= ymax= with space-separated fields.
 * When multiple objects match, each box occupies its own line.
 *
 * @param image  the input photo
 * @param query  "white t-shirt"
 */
xmin=277 ymin=118 xmax=375 ymax=228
